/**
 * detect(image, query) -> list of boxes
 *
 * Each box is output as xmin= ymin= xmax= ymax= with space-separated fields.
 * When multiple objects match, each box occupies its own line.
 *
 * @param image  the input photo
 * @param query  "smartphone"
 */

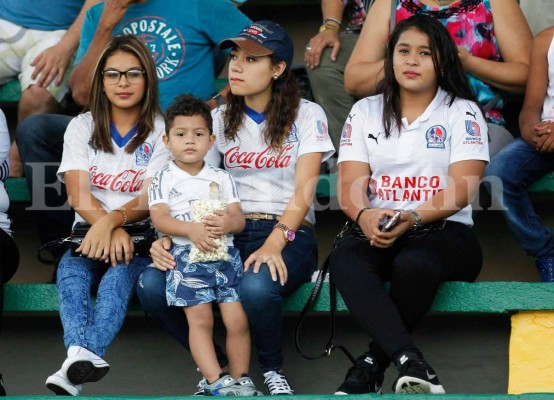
xmin=379 ymin=210 xmax=401 ymax=232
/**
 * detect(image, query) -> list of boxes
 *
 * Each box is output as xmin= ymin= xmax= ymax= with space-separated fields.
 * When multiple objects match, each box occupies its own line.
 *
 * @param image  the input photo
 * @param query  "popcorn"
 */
xmin=188 ymin=182 xmax=230 ymax=263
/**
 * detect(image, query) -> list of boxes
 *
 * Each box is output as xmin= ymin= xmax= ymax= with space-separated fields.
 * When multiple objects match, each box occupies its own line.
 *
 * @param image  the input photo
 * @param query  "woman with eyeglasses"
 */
xmin=45 ymin=34 xmax=169 ymax=396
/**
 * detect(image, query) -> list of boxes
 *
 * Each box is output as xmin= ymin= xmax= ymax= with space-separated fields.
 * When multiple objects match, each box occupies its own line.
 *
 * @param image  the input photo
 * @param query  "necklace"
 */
xmin=432 ymin=0 xmax=454 ymax=6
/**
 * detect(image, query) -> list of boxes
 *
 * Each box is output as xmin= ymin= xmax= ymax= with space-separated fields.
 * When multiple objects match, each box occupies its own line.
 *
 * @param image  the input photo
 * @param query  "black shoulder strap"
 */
xmin=294 ymin=232 xmax=356 ymax=365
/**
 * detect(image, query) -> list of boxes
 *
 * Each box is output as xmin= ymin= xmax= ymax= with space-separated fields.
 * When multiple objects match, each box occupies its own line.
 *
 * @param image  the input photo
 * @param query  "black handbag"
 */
xmin=70 ymin=221 xmax=156 ymax=257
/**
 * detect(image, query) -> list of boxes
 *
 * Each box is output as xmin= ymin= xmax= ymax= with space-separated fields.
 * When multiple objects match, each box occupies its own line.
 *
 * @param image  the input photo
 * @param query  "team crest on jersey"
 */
xmin=135 ymin=142 xmax=153 ymax=166
xmin=316 ymin=120 xmax=330 ymax=141
xmin=121 ymin=17 xmax=185 ymax=81
xmin=284 ymin=123 xmax=299 ymax=143
xmin=340 ymin=123 xmax=352 ymax=147
xmin=425 ymin=125 xmax=447 ymax=149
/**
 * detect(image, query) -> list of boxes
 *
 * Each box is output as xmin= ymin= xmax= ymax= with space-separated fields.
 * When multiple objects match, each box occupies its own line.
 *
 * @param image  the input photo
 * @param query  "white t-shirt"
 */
xmin=0 ymin=109 xmax=11 ymax=235
xmin=148 ymin=161 xmax=241 ymax=246
xmin=57 ymin=112 xmax=170 ymax=225
xmin=206 ymin=100 xmax=335 ymax=225
xmin=542 ymin=33 xmax=554 ymax=121
xmin=338 ymin=88 xmax=490 ymax=226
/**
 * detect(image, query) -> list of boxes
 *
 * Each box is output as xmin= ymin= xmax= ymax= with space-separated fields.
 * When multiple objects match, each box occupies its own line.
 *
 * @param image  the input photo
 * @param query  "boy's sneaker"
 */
xmin=236 ymin=374 xmax=263 ymax=396
xmin=536 ymin=257 xmax=554 ymax=282
xmin=193 ymin=377 xmax=207 ymax=396
xmin=0 ymin=374 xmax=6 ymax=396
xmin=62 ymin=346 xmax=110 ymax=384
xmin=204 ymin=373 xmax=259 ymax=396
xmin=335 ymin=352 xmax=384 ymax=395
xmin=263 ymin=370 xmax=294 ymax=395
xmin=45 ymin=370 xmax=82 ymax=396
xmin=393 ymin=352 xmax=445 ymax=394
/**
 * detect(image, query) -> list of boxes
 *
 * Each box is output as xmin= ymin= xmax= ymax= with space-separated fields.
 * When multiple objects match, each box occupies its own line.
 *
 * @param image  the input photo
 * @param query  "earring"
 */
xmin=273 ymin=74 xmax=279 ymax=80
xmin=441 ymin=71 xmax=445 ymax=77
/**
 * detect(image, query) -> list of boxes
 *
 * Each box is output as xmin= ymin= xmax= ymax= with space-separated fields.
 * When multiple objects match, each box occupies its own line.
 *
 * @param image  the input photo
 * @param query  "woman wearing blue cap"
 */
xmin=138 ymin=21 xmax=335 ymax=395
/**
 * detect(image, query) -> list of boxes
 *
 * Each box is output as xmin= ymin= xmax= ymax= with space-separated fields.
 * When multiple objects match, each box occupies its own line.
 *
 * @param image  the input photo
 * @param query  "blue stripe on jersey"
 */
xmin=245 ymin=105 xmax=266 ymax=125
xmin=111 ymin=121 xmax=139 ymax=148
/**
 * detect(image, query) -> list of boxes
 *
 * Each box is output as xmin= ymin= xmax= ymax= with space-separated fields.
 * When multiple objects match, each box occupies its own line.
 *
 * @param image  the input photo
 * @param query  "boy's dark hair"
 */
xmin=164 ymin=94 xmax=213 ymax=134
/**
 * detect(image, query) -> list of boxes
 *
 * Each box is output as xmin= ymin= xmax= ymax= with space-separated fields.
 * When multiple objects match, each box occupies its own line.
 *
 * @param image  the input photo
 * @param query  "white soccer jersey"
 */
xmin=148 ymin=162 xmax=241 ymax=246
xmin=338 ymin=88 xmax=489 ymax=226
xmin=57 ymin=112 xmax=170 ymax=225
xmin=206 ymin=100 xmax=335 ymax=225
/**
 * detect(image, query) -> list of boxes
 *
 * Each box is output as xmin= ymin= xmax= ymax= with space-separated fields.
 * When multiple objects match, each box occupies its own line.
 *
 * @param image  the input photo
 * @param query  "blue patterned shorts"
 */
xmin=166 ymin=244 xmax=243 ymax=307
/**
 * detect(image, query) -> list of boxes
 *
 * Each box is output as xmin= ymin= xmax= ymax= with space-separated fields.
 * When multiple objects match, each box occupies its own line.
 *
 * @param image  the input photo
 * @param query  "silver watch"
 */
xmin=407 ymin=210 xmax=422 ymax=230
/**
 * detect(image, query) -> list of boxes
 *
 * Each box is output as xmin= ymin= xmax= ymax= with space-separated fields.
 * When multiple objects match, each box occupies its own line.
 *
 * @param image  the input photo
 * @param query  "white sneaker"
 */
xmin=263 ymin=370 xmax=294 ymax=395
xmin=62 ymin=346 xmax=110 ymax=384
xmin=193 ymin=377 xmax=207 ymax=396
xmin=45 ymin=370 xmax=82 ymax=396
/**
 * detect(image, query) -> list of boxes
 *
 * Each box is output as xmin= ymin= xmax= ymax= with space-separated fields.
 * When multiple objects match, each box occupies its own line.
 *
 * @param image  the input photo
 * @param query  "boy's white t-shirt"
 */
xmin=338 ymin=88 xmax=490 ymax=226
xmin=148 ymin=161 xmax=241 ymax=246
xmin=206 ymin=99 xmax=335 ymax=225
xmin=57 ymin=112 xmax=170 ymax=225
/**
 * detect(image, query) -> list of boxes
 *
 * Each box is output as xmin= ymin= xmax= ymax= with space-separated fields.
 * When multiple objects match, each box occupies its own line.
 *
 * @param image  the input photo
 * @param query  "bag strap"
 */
xmin=482 ymin=92 xmax=502 ymax=112
xmin=294 ymin=225 xmax=357 ymax=365
xmin=390 ymin=0 xmax=397 ymax=34
xmin=37 ymin=237 xmax=70 ymax=265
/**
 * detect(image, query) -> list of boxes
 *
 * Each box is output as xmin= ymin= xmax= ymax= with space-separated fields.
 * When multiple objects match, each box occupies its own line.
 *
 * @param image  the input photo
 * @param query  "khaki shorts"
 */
xmin=0 ymin=18 xmax=74 ymax=102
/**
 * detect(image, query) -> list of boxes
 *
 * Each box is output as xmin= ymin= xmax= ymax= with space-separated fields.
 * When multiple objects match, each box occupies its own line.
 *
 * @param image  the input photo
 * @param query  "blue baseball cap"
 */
xmin=219 ymin=20 xmax=294 ymax=69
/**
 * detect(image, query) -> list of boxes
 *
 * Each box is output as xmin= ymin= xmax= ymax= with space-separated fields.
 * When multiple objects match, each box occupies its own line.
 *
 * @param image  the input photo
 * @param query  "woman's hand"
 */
xmin=357 ymin=208 xmax=413 ymax=248
xmin=75 ymin=217 xmax=115 ymax=260
xmin=109 ymin=227 xmax=134 ymax=266
xmin=150 ymin=236 xmax=175 ymax=271
xmin=244 ymin=241 xmax=288 ymax=286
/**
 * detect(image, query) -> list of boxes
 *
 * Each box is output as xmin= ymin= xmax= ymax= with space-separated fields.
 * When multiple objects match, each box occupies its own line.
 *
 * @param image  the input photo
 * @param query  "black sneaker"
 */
xmin=335 ymin=352 xmax=384 ymax=395
xmin=393 ymin=352 xmax=445 ymax=394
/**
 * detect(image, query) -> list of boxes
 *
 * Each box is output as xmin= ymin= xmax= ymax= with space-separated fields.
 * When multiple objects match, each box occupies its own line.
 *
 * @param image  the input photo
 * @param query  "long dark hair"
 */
xmin=224 ymin=54 xmax=300 ymax=148
xmin=378 ymin=15 xmax=480 ymax=137
xmin=87 ymin=34 xmax=161 ymax=154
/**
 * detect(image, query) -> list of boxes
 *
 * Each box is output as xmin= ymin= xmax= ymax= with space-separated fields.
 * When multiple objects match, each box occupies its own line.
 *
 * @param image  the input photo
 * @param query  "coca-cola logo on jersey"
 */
xmin=90 ymin=166 xmax=146 ymax=192
xmin=224 ymin=144 xmax=293 ymax=169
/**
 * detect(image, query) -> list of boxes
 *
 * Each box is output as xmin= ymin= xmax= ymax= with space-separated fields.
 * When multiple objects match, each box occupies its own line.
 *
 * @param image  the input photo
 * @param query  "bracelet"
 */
xmin=355 ymin=207 xmax=371 ymax=224
xmin=406 ymin=210 xmax=422 ymax=230
xmin=323 ymin=17 xmax=342 ymax=25
xmin=319 ymin=22 xmax=340 ymax=32
xmin=116 ymin=208 xmax=127 ymax=226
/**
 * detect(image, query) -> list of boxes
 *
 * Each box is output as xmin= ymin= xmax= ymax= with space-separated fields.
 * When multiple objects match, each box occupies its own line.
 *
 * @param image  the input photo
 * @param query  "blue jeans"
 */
xmin=137 ymin=220 xmax=318 ymax=372
xmin=16 ymin=114 xmax=73 ymax=245
xmin=57 ymin=250 xmax=150 ymax=357
xmin=485 ymin=138 xmax=554 ymax=258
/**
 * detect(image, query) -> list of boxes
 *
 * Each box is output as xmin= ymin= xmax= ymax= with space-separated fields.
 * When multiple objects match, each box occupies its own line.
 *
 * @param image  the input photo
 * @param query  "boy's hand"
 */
xmin=203 ymin=210 xmax=232 ymax=237
xmin=188 ymin=223 xmax=219 ymax=252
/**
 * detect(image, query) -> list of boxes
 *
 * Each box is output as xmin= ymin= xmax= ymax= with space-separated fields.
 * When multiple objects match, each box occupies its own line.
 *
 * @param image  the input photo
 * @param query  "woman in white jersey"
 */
xmin=138 ymin=21 xmax=335 ymax=395
xmin=45 ymin=35 xmax=169 ymax=396
xmin=0 ymin=108 xmax=20 ymax=396
xmin=332 ymin=16 xmax=488 ymax=395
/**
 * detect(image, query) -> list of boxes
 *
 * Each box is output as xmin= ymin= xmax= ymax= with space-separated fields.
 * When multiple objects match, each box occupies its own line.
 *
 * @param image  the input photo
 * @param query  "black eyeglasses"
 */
xmin=101 ymin=68 xmax=145 ymax=84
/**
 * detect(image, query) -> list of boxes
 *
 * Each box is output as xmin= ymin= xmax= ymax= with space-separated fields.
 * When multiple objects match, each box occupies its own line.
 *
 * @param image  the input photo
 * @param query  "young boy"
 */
xmin=148 ymin=95 xmax=259 ymax=396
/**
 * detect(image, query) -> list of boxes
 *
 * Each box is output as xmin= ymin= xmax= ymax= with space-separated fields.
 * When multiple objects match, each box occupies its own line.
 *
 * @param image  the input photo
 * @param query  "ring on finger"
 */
xmin=306 ymin=44 xmax=312 ymax=51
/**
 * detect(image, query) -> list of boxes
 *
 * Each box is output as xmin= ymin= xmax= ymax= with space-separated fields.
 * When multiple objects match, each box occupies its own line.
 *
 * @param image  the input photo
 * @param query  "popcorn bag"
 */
xmin=188 ymin=182 xmax=230 ymax=263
